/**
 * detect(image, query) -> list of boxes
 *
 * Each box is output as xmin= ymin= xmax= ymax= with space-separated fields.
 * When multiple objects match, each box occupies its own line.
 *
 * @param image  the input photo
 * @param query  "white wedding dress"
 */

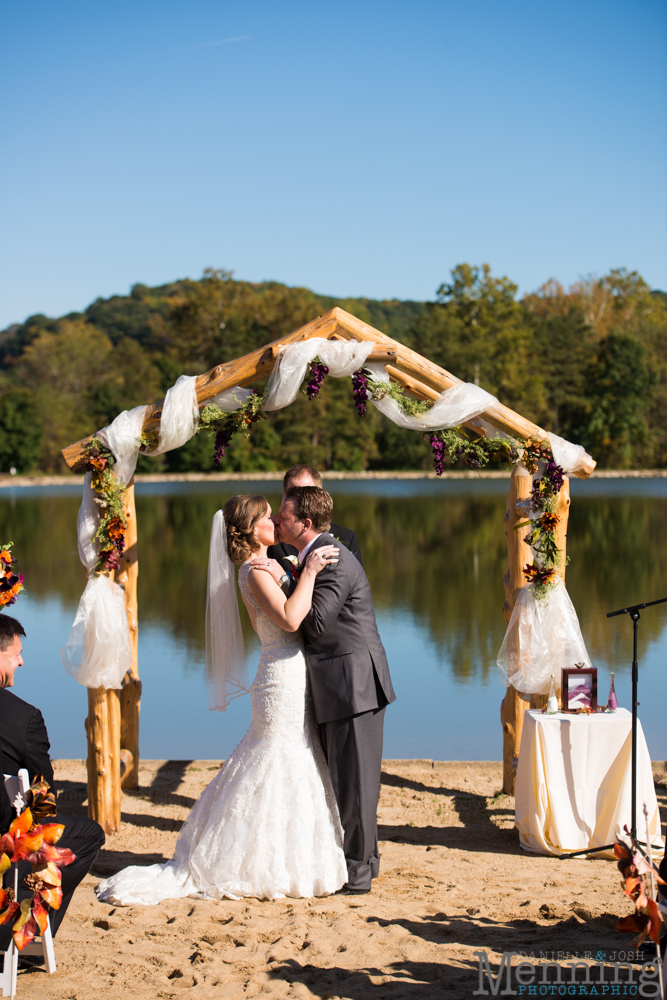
xmin=97 ymin=565 xmax=347 ymax=904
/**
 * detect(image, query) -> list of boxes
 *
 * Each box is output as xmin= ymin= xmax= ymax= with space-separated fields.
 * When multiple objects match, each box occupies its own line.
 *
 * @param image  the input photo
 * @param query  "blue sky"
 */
xmin=1 ymin=0 xmax=665 ymax=328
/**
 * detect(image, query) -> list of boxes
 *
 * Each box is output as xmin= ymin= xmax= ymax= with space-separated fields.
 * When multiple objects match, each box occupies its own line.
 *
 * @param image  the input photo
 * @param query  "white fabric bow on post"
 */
xmin=496 ymin=580 xmax=593 ymax=695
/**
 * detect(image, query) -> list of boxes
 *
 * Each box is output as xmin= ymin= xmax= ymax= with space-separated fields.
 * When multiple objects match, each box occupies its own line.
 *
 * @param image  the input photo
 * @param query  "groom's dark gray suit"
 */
xmin=299 ymin=532 xmax=396 ymax=891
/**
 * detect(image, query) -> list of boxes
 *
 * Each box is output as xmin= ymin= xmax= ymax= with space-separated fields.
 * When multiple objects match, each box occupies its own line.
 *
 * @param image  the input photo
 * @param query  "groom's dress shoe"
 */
xmin=335 ymin=885 xmax=371 ymax=895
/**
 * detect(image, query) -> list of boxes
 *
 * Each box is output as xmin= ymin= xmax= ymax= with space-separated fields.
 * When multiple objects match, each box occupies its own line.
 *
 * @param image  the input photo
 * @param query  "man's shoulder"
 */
xmin=0 ymin=688 xmax=39 ymax=720
xmin=0 ymin=688 xmax=39 ymax=726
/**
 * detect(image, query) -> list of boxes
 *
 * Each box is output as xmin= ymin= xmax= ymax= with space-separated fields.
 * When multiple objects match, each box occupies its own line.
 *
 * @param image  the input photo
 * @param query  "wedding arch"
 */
xmin=61 ymin=306 xmax=596 ymax=834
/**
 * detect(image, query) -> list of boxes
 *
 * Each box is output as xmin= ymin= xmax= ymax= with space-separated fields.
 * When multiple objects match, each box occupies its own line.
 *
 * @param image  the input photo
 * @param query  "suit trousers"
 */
xmin=319 ymin=705 xmax=385 ymax=891
xmin=1 ymin=812 xmax=105 ymax=944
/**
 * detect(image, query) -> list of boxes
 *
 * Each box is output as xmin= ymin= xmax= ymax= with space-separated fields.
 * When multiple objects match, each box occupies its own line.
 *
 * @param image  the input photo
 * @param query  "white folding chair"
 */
xmin=0 ymin=770 xmax=56 ymax=995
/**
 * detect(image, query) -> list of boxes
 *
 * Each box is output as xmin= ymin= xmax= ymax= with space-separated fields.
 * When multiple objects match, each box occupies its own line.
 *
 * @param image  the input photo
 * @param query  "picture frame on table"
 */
xmin=561 ymin=664 xmax=598 ymax=712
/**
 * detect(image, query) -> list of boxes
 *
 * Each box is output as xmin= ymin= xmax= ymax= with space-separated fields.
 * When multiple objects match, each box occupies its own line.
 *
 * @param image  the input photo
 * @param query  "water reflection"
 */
xmin=1 ymin=478 xmax=666 ymax=759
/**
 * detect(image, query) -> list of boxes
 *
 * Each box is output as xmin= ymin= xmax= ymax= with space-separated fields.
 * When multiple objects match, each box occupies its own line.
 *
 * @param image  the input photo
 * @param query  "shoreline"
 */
xmin=3 ymin=468 xmax=667 ymax=489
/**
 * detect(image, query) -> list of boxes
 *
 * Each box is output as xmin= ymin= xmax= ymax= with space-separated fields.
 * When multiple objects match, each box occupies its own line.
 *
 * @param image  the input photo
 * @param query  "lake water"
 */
xmin=2 ymin=477 xmax=666 ymax=763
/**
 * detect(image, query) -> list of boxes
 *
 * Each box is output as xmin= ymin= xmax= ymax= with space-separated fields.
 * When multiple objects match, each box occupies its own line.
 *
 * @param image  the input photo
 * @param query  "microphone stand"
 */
xmin=560 ymin=595 xmax=667 ymax=861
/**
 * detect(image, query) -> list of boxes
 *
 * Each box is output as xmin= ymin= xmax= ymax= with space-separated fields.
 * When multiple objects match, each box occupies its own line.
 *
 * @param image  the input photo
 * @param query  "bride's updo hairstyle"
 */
xmin=223 ymin=495 xmax=269 ymax=564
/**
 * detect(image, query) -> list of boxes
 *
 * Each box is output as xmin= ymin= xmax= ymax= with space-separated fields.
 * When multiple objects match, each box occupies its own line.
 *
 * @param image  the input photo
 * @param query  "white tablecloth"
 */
xmin=515 ymin=708 xmax=663 ymax=856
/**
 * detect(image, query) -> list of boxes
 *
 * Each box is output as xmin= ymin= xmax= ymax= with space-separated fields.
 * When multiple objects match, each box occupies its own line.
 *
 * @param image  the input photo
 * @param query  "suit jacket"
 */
xmin=0 ymin=688 xmax=56 ymax=798
xmin=268 ymin=521 xmax=362 ymax=570
xmin=300 ymin=532 xmax=396 ymax=724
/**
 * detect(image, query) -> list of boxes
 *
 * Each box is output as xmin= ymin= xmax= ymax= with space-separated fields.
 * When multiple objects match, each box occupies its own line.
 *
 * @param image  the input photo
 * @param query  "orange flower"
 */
xmin=0 ymin=550 xmax=12 ymax=564
xmin=106 ymin=517 xmax=125 ymax=541
xmin=540 ymin=511 xmax=560 ymax=531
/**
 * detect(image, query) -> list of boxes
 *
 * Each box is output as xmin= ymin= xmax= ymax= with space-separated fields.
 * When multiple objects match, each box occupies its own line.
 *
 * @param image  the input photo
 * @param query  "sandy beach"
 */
xmin=12 ymin=758 xmax=666 ymax=999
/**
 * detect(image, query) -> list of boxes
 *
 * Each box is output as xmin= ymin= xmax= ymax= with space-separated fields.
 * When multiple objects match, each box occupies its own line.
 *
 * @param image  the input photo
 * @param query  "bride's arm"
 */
xmin=247 ymin=546 xmax=338 ymax=632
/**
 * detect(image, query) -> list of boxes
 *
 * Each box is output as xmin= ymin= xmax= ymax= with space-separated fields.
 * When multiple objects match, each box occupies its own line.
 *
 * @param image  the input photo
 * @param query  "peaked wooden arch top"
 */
xmin=62 ymin=307 xmax=596 ymax=478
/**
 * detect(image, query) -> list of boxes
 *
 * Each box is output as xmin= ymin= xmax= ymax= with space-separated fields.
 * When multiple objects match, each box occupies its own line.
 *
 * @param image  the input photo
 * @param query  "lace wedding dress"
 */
xmin=97 ymin=565 xmax=347 ymax=904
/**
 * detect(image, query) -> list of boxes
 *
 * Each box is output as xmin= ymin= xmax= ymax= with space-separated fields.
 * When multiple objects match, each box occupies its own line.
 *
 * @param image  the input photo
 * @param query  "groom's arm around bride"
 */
xmin=275 ymin=486 xmax=396 ymax=894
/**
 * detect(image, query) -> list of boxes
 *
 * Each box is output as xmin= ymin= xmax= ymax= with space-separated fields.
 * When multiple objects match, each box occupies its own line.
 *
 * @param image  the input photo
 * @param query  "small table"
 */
xmin=515 ymin=708 xmax=663 ymax=856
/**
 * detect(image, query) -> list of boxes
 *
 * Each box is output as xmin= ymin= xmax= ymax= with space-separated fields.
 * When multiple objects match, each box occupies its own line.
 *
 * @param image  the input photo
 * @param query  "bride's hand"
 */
xmin=248 ymin=557 xmax=283 ymax=585
xmin=303 ymin=545 xmax=339 ymax=575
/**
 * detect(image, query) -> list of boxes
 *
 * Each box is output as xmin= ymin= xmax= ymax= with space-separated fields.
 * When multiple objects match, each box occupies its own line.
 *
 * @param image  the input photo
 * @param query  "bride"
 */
xmin=97 ymin=494 xmax=348 ymax=904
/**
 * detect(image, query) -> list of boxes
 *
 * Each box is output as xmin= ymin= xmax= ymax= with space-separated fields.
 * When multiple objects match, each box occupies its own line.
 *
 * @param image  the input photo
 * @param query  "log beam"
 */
xmin=61 ymin=307 xmax=596 ymax=478
xmin=500 ymin=464 xmax=533 ymax=795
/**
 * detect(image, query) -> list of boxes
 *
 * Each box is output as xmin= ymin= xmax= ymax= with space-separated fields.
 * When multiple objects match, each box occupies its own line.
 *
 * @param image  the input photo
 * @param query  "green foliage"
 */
xmin=0 ymin=389 xmax=42 ymax=473
xmin=407 ymin=263 xmax=546 ymax=420
xmin=583 ymin=333 xmax=656 ymax=467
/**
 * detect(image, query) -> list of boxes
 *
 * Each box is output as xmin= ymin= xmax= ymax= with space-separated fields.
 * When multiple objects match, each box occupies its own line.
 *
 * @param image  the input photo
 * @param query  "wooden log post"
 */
xmin=115 ymin=479 xmax=141 ymax=790
xmin=500 ymin=464 xmax=533 ymax=795
xmin=85 ymin=685 xmax=121 ymax=834
xmin=84 ymin=478 xmax=141 ymax=832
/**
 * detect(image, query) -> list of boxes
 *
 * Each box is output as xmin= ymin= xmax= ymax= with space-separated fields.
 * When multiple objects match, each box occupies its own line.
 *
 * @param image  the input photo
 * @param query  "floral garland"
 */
xmin=0 ymin=542 xmax=24 ymax=610
xmin=196 ymin=366 xmax=566 ymax=602
xmin=515 ymin=447 xmax=565 ymax=600
xmin=81 ymin=437 xmax=127 ymax=575
xmin=199 ymin=389 xmax=266 ymax=467
xmin=352 ymin=369 xmax=566 ymax=599
xmin=0 ymin=776 xmax=75 ymax=951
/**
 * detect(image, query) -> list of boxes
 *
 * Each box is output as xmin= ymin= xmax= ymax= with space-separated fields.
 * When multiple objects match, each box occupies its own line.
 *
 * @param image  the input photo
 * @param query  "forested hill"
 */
xmin=0 ymin=265 xmax=665 ymax=475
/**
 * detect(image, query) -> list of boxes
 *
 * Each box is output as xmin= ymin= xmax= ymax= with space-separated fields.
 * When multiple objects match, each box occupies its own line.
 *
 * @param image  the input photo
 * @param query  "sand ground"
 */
xmin=12 ymin=758 xmax=667 ymax=1000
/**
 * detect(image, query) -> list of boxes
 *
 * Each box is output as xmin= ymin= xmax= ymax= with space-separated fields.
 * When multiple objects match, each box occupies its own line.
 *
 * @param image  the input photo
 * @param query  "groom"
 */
xmin=274 ymin=486 xmax=396 ymax=894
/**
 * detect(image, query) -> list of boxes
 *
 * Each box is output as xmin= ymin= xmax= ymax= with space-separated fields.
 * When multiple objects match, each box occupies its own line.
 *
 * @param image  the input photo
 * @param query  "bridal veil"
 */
xmin=205 ymin=510 xmax=249 ymax=711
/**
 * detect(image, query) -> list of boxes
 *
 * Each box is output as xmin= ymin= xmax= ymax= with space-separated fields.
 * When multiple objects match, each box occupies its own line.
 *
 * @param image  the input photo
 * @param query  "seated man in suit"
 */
xmin=0 ymin=614 xmax=105 ymax=950
xmin=268 ymin=464 xmax=362 ymax=575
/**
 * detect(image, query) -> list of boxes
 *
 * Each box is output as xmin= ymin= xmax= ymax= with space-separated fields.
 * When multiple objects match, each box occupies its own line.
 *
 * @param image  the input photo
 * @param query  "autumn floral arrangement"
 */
xmin=614 ymin=815 xmax=665 ymax=961
xmin=0 ymin=776 xmax=75 ymax=951
xmin=0 ymin=542 xmax=24 ymax=610
xmin=81 ymin=438 xmax=127 ymax=575
xmin=199 ymin=390 xmax=267 ymax=467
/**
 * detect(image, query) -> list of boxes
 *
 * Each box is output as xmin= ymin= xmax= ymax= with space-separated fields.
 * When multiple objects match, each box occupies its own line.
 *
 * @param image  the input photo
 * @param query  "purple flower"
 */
xmin=213 ymin=427 xmax=233 ymax=467
xmin=352 ymin=369 xmax=370 ymax=417
xmin=429 ymin=434 xmax=446 ymax=476
xmin=306 ymin=362 xmax=329 ymax=400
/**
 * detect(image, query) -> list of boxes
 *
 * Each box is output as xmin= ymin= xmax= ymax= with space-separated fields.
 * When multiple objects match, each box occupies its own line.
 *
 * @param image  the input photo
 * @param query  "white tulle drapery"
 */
xmin=210 ymin=387 xmax=253 ymax=411
xmin=61 ymin=575 xmax=133 ymax=689
xmin=206 ymin=510 xmax=249 ymax=711
xmin=262 ymin=339 xmax=376 ymax=411
xmin=497 ymin=580 xmax=593 ymax=695
xmin=548 ymin=431 xmax=593 ymax=475
xmin=364 ymin=362 xmax=499 ymax=431
xmin=148 ymin=374 xmax=200 ymax=454
xmin=98 ymin=404 xmax=148 ymax=485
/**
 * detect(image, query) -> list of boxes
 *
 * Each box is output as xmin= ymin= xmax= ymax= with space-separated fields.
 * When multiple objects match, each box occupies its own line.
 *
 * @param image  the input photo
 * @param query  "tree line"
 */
xmin=0 ymin=265 xmax=664 ymax=474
